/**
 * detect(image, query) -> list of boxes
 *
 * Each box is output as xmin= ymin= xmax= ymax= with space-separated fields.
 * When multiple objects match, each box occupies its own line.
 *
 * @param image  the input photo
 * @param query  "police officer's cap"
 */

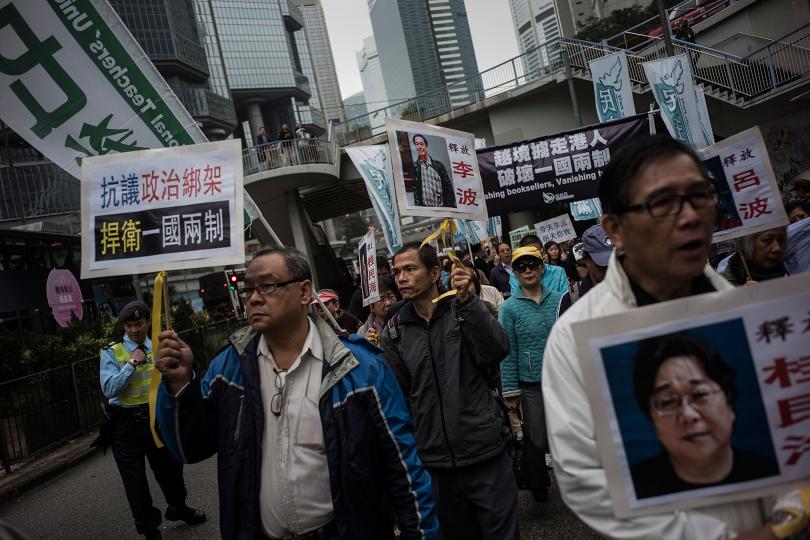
xmin=118 ymin=301 xmax=150 ymax=323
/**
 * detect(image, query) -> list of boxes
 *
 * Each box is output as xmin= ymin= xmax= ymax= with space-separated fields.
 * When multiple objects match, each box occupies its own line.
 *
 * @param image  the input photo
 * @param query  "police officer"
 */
xmin=100 ymin=301 xmax=206 ymax=540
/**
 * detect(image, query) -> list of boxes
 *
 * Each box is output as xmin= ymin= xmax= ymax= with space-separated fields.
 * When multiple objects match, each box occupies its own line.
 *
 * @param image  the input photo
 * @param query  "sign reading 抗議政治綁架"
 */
xmin=0 ymin=0 xmax=205 ymax=179
xmin=81 ymin=140 xmax=244 ymax=279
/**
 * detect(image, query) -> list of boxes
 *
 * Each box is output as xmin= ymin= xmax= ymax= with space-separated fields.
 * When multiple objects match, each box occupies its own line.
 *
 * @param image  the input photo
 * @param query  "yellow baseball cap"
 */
xmin=511 ymin=246 xmax=543 ymax=264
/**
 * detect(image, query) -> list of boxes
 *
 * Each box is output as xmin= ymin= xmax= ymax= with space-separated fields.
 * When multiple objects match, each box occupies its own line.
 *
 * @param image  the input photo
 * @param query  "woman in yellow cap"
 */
xmin=498 ymin=246 xmax=565 ymax=503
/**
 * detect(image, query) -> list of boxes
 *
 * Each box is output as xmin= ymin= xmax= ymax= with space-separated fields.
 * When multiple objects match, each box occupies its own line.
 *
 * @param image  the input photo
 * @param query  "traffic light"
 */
xmin=228 ymin=273 xmax=238 ymax=291
xmin=199 ymin=287 xmax=205 ymax=297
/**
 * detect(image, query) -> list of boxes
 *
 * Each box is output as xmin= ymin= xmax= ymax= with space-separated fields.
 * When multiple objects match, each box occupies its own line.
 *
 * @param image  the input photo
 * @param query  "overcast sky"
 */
xmin=321 ymin=0 xmax=520 ymax=102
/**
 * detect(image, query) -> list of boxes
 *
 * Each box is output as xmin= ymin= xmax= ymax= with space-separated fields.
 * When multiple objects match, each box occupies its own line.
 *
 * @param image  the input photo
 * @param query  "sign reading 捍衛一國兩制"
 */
xmin=81 ymin=140 xmax=244 ymax=279
xmin=478 ymin=115 xmax=649 ymax=217
xmin=0 ymin=0 xmax=204 ymax=179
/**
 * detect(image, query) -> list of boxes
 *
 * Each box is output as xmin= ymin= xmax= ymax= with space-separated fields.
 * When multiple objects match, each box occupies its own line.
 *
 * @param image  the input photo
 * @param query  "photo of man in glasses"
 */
xmin=630 ymin=332 xmax=779 ymax=499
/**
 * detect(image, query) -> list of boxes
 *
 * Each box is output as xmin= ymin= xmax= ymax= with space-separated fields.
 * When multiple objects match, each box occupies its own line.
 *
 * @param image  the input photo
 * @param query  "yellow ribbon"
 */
xmin=420 ymin=218 xmax=460 ymax=303
xmin=148 ymin=271 xmax=167 ymax=448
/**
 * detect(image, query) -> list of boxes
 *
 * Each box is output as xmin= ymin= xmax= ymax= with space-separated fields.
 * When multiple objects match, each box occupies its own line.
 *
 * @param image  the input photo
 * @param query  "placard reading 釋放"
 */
xmin=573 ymin=275 xmax=810 ymax=518
xmin=81 ymin=140 xmax=244 ymax=278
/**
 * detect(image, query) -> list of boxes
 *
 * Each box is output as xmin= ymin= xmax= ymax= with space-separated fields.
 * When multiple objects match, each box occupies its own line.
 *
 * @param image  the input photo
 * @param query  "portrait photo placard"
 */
xmin=358 ymin=230 xmax=380 ymax=307
xmin=573 ymin=274 xmax=810 ymax=518
xmin=386 ymin=118 xmax=487 ymax=221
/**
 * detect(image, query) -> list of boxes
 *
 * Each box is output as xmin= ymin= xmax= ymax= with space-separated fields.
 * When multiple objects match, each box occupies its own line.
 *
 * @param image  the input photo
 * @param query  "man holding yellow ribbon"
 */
xmin=99 ymin=301 xmax=206 ymax=540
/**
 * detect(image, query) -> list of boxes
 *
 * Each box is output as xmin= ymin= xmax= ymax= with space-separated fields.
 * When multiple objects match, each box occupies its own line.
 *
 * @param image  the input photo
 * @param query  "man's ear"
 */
xmin=601 ymin=214 xmax=624 ymax=252
xmin=430 ymin=266 xmax=441 ymax=284
xmin=299 ymin=280 xmax=313 ymax=307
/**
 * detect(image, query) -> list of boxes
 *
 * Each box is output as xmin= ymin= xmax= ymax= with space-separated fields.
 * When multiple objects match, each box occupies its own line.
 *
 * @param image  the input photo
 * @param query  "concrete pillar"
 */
xmin=244 ymin=98 xmax=265 ymax=140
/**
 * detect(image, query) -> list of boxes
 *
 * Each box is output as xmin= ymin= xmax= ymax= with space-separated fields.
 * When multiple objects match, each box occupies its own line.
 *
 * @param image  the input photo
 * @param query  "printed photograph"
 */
xmin=598 ymin=319 xmax=780 ymax=502
xmin=395 ymin=130 xmax=456 ymax=209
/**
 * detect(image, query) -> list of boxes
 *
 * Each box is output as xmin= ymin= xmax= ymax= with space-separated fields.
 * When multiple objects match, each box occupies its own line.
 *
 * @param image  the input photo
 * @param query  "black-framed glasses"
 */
xmin=270 ymin=369 xmax=286 ymax=416
xmin=621 ymin=187 xmax=718 ymax=219
xmin=238 ymin=279 xmax=301 ymax=298
xmin=513 ymin=258 xmax=542 ymax=272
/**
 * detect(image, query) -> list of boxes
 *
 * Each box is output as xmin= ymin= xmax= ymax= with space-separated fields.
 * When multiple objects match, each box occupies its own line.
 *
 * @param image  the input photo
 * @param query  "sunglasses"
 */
xmin=513 ymin=259 xmax=542 ymax=272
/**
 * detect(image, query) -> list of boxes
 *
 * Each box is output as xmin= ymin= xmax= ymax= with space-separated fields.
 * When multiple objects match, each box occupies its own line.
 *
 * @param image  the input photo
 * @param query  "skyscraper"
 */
xmin=201 ymin=0 xmax=323 ymax=142
xmin=508 ymin=0 xmax=562 ymax=76
xmin=357 ymin=36 xmax=391 ymax=134
xmin=368 ymin=0 xmax=481 ymax=115
xmin=294 ymin=0 xmax=346 ymax=125
xmin=107 ymin=0 xmax=237 ymax=140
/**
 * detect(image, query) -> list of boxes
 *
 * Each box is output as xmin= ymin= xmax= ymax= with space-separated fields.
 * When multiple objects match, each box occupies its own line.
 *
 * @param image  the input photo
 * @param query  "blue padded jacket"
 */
xmin=156 ymin=316 xmax=438 ymax=540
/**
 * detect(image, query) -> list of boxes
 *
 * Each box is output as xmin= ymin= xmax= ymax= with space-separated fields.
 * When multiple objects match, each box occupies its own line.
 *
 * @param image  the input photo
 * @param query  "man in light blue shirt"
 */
xmin=99 ymin=301 xmax=205 ymax=540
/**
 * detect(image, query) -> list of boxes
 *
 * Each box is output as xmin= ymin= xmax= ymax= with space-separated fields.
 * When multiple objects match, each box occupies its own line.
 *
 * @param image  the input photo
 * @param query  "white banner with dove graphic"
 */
xmin=589 ymin=52 xmax=636 ymax=122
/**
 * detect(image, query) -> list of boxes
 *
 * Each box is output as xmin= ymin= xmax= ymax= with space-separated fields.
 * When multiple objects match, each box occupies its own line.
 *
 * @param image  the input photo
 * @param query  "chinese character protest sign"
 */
xmin=345 ymin=146 xmax=402 ymax=256
xmin=589 ymin=52 xmax=636 ymax=123
xmin=534 ymin=214 xmax=577 ymax=245
xmin=386 ymin=118 xmax=487 ymax=221
xmin=478 ymin=115 xmax=648 ymax=217
xmin=700 ymin=127 xmax=788 ymax=243
xmin=574 ymin=274 xmax=810 ymax=518
xmin=81 ymin=140 xmax=244 ymax=278
xmin=0 ymin=0 xmax=200 ymax=179
xmin=643 ymin=55 xmax=713 ymax=150
xmin=570 ymin=197 xmax=603 ymax=221
xmin=358 ymin=231 xmax=380 ymax=307
xmin=509 ymin=226 xmax=534 ymax=249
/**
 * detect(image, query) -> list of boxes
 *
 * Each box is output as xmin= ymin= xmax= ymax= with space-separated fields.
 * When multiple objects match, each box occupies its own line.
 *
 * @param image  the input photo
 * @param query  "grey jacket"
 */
xmin=381 ymin=295 xmax=511 ymax=469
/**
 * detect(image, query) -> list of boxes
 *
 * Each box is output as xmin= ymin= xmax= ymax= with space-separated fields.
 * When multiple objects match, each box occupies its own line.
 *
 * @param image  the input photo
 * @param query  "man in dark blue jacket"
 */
xmin=155 ymin=247 xmax=437 ymax=540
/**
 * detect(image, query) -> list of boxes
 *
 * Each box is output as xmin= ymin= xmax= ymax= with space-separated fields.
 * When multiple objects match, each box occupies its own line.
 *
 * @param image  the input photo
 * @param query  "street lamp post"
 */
xmin=656 ymin=0 xmax=675 ymax=56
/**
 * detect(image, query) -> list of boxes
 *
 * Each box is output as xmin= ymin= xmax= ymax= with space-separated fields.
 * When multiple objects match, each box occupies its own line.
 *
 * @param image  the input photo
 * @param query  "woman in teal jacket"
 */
xmin=499 ymin=246 xmax=564 ymax=501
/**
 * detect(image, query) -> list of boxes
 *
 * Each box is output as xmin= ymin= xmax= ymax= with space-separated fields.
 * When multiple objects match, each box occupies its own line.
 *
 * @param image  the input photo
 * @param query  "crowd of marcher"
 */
xmin=254 ymin=123 xmax=319 ymax=168
xmin=89 ymin=134 xmax=809 ymax=540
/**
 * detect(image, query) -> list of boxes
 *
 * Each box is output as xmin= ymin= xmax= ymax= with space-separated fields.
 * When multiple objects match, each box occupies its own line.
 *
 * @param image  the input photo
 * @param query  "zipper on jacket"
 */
xmin=425 ymin=326 xmax=457 ymax=468
xmin=527 ymin=351 xmax=533 ymax=376
xmin=233 ymin=395 xmax=245 ymax=443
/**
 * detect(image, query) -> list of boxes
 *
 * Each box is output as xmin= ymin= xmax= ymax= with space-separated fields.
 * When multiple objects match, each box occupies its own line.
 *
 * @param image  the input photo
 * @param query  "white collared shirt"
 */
xmin=257 ymin=320 xmax=334 ymax=537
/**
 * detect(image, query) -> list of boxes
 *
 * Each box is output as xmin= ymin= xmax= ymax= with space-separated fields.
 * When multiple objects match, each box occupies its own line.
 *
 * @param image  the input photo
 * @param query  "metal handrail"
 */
xmin=242 ymin=137 xmax=335 ymax=176
xmin=741 ymin=23 xmax=810 ymax=59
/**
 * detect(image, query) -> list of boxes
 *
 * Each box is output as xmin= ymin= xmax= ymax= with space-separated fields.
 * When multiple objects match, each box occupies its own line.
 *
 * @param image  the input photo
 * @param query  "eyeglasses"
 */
xmin=513 ymin=259 xmax=542 ymax=272
xmin=651 ymin=387 xmax=722 ymax=416
xmin=622 ymin=187 xmax=718 ymax=219
xmin=238 ymin=279 xmax=301 ymax=298
xmin=270 ymin=369 xmax=286 ymax=416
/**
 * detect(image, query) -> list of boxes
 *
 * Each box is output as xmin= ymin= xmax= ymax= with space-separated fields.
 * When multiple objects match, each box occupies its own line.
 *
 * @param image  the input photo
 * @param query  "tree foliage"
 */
xmin=575 ymin=0 xmax=682 ymax=43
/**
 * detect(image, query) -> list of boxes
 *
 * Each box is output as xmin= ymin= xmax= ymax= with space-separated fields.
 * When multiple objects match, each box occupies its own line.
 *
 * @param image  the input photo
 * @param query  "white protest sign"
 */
xmin=574 ymin=274 xmax=810 ymax=518
xmin=358 ymin=230 xmax=380 ymax=307
xmin=534 ymin=214 xmax=577 ymax=245
xmin=386 ymin=118 xmax=487 ymax=220
xmin=80 ymin=140 xmax=244 ymax=278
xmin=0 ymin=0 xmax=204 ymax=179
xmin=345 ymin=146 xmax=402 ymax=256
xmin=700 ymin=127 xmax=788 ymax=243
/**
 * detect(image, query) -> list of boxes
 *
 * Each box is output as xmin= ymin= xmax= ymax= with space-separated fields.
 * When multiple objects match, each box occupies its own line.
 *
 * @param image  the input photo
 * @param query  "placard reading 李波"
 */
xmin=573 ymin=275 xmax=810 ymax=518
xmin=81 ymin=140 xmax=244 ymax=278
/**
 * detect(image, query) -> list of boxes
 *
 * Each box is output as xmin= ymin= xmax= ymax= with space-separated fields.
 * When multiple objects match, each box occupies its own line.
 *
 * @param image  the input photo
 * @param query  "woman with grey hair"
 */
xmin=721 ymin=226 xmax=788 ymax=285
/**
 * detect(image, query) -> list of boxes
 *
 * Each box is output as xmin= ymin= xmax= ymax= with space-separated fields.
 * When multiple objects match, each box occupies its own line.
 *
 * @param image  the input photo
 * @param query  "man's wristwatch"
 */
xmin=129 ymin=358 xmax=140 ymax=367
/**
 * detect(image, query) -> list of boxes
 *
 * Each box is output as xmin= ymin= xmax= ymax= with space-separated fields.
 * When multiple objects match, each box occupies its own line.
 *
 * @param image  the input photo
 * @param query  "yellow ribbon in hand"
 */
xmin=420 ymin=218 xmax=460 ymax=303
xmin=148 ymin=271 xmax=167 ymax=448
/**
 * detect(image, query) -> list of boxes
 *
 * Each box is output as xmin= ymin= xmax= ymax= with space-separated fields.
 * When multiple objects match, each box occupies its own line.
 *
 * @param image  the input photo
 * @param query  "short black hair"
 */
xmin=250 ymin=247 xmax=312 ymax=282
xmin=497 ymin=241 xmax=511 ymax=252
xmin=392 ymin=242 xmax=440 ymax=272
xmin=785 ymin=197 xmax=810 ymax=216
xmin=519 ymin=234 xmax=541 ymax=247
xmin=598 ymin=135 xmax=708 ymax=214
xmin=471 ymin=242 xmax=483 ymax=254
xmin=377 ymin=256 xmax=391 ymax=272
xmin=633 ymin=332 xmax=737 ymax=419
xmin=412 ymin=133 xmax=428 ymax=146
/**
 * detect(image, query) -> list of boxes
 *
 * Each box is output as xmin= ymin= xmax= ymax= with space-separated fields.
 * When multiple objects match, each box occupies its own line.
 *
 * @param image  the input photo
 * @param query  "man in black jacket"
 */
xmin=382 ymin=243 xmax=519 ymax=540
xmin=412 ymin=134 xmax=456 ymax=208
xmin=489 ymin=241 xmax=514 ymax=298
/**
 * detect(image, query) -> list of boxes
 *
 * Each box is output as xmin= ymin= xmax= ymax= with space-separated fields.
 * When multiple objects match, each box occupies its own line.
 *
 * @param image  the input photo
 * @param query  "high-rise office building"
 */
xmin=357 ymin=36 xmax=391 ymax=133
xmin=368 ymin=0 xmax=482 ymax=115
xmin=294 ymin=0 xmax=346 ymax=125
xmin=343 ymin=92 xmax=369 ymax=123
xmin=202 ymin=0 xmax=323 ymax=142
xmin=508 ymin=0 xmax=563 ymax=75
xmin=108 ymin=0 xmax=237 ymax=140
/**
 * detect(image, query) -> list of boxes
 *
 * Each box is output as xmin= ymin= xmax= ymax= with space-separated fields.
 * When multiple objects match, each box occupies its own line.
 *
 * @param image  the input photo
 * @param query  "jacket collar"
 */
xmin=602 ymin=250 xmax=733 ymax=307
xmin=398 ymin=293 xmax=453 ymax=325
xmin=228 ymin=315 xmax=359 ymax=397
xmin=511 ymin=284 xmax=553 ymax=305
